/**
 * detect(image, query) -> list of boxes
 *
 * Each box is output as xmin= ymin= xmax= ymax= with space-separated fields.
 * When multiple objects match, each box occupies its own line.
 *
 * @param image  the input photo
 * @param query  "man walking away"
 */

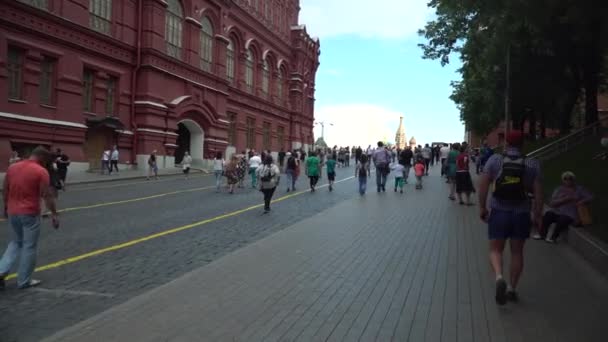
xmin=356 ymin=154 xmax=369 ymax=195
xmin=440 ymin=143 xmax=450 ymax=177
xmin=285 ymin=152 xmax=298 ymax=192
xmin=372 ymin=142 xmax=391 ymax=192
xmin=305 ymin=151 xmax=321 ymax=192
xmin=326 ymin=154 xmax=337 ymax=192
xmin=478 ymin=130 xmax=542 ymax=305
xmin=1 ymin=147 xmax=59 ymax=290
xmin=55 ymin=148 xmax=70 ymax=190
xmin=278 ymin=149 xmax=286 ymax=168
xmin=422 ymin=144 xmax=432 ymax=175
xmin=398 ymin=146 xmax=413 ymax=184
xmin=110 ymin=145 xmax=119 ymax=174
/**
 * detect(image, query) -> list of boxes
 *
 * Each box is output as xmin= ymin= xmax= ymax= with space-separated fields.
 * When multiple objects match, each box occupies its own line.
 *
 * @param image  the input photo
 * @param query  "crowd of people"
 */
xmin=1 ymin=133 xmax=596 ymax=312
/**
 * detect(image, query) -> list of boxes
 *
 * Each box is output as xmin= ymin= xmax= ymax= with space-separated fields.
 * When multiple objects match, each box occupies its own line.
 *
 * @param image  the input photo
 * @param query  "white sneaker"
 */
xmin=545 ymin=238 xmax=555 ymax=243
xmin=532 ymin=233 xmax=542 ymax=240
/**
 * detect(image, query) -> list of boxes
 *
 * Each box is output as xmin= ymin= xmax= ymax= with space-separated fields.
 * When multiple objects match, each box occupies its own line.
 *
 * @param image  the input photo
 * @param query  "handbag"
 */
xmin=577 ymin=204 xmax=593 ymax=226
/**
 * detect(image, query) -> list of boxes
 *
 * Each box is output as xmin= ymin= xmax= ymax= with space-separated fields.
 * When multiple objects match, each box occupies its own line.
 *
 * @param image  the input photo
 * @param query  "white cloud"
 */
xmin=313 ymin=104 xmax=402 ymax=148
xmin=299 ymin=0 xmax=433 ymax=39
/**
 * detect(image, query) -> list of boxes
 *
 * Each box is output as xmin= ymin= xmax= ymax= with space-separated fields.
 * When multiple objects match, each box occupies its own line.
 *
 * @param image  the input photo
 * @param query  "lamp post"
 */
xmin=315 ymin=121 xmax=333 ymax=140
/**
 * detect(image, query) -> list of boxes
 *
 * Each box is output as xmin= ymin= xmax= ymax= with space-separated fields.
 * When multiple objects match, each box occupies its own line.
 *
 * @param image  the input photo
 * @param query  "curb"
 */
xmin=568 ymin=226 xmax=608 ymax=279
xmin=0 ymin=168 xmax=210 ymax=191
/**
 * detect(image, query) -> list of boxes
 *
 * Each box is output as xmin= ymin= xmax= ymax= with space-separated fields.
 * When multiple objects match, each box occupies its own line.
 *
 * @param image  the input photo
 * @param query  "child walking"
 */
xmin=391 ymin=162 xmax=405 ymax=194
xmin=356 ymin=154 xmax=369 ymax=195
xmin=414 ymin=158 xmax=426 ymax=190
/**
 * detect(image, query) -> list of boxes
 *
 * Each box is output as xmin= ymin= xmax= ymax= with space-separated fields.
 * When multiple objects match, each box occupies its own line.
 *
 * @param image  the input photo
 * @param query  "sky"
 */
xmin=300 ymin=0 xmax=465 ymax=148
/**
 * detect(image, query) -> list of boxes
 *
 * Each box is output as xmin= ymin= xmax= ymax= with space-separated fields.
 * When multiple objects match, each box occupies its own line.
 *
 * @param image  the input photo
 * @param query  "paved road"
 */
xmin=38 ymin=163 xmax=608 ymax=342
xmin=0 ymin=165 xmax=361 ymax=341
xmin=3 ymin=163 xmax=608 ymax=342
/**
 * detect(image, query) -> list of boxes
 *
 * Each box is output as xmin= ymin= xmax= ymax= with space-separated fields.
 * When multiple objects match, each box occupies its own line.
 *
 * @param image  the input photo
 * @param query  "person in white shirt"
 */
xmin=182 ymin=151 xmax=193 ymax=179
xmin=391 ymin=162 xmax=406 ymax=194
xmin=422 ymin=144 xmax=432 ymax=176
xmin=257 ymin=155 xmax=281 ymax=214
xmin=109 ymin=145 xmax=119 ymax=174
xmin=101 ymin=149 xmax=111 ymax=175
xmin=440 ymin=144 xmax=450 ymax=177
xmin=248 ymin=152 xmax=262 ymax=188
xmin=213 ymin=152 xmax=225 ymax=192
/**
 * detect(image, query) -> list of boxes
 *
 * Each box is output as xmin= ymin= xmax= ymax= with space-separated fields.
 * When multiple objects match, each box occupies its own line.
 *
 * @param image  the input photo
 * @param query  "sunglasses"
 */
xmin=563 ymin=177 xmax=574 ymax=181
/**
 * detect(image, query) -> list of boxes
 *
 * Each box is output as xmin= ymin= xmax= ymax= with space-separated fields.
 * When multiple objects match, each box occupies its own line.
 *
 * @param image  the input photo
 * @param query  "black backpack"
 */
xmin=287 ymin=156 xmax=296 ymax=169
xmin=359 ymin=162 xmax=368 ymax=177
xmin=493 ymin=155 xmax=527 ymax=201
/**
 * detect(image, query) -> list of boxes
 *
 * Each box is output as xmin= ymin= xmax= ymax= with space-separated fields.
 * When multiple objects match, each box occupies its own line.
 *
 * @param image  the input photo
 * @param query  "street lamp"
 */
xmin=314 ymin=121 xmax=333 ymax=140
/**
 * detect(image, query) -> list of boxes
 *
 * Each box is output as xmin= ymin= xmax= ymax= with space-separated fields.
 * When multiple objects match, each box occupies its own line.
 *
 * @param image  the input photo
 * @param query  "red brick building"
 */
xmin=0 ymin=0 xmax=319 ymax=172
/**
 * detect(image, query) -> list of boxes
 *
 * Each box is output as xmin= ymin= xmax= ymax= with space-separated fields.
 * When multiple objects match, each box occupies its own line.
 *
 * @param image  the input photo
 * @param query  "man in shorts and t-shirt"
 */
xmin=1 ymin=147 xmax=59 ymax=290
xmin=478 ymin=130 xmax=542 ymax=305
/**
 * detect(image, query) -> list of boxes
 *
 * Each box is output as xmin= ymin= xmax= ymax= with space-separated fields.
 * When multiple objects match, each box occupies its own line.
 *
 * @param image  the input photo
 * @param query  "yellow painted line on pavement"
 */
xmin=0 ymin=185 xmax=215 ymax=223
xmin=4 ymin=176 xmax=355 ymax=281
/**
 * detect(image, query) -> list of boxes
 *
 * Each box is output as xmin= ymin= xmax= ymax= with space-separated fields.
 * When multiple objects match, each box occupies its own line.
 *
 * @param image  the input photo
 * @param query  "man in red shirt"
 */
xmin=1 ymin=146 xmax=59 ymax=290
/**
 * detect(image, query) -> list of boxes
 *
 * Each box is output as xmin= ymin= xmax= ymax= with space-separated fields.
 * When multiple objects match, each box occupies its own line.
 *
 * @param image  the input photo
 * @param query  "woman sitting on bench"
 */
xmin=533 ymin=171 xmax=593 ymax=243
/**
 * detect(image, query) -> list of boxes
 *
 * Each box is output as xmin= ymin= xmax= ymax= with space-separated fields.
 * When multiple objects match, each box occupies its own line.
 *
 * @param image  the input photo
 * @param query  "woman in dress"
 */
xmin=257 ymin=155 xmax=280 ymax=213
xmin=447 ymin=143 xmax=460 ymax=200
xmin=236 ymin=152 xmax=247 ymax=188
xmin=224 ymin=155 xmax=239 ymax=194
xmin=455 ymin=145 xmax=474 ymax=205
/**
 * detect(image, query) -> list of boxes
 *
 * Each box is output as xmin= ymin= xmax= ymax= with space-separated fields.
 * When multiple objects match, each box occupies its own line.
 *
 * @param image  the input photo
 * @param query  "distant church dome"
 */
xmin=409 ymin=137 xmax=417 ymax=145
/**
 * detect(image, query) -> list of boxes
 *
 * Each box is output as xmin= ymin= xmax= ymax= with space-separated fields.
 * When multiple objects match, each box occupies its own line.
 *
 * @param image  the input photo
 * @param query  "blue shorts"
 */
xmin=488 ymin=209 xmax=531 ymax=240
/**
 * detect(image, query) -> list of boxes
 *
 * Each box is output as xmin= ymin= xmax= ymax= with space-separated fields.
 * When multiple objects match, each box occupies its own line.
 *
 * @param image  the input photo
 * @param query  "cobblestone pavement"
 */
xmin=3 ymin=163 xmax=608 ymax=341
xmin=0 ymin=164 xmax=362 ymax=341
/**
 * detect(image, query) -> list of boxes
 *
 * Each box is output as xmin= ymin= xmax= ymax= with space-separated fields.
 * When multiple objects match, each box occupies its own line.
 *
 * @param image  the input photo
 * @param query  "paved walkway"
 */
xmin=43 ymin=171 xmax=608 ymax=342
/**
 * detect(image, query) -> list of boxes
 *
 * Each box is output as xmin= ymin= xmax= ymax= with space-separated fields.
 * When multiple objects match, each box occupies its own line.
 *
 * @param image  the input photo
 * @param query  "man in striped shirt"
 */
xmin=478 ymin=130 xmax=543 ymax=305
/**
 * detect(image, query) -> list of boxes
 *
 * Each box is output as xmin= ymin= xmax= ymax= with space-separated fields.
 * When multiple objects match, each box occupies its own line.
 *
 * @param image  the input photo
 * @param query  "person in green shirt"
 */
xmin=305 ymin=151 xmax=321 ymax=192
xmin=326 ymin=154 xmax=337 ymax=192
xmin=447 ymin=143 xmax=460 ymax=200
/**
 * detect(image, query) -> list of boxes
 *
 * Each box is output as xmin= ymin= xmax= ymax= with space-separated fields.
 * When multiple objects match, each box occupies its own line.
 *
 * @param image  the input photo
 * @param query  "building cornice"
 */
xmin=0 ymin=111 xmax=87 ymax=129
xmin=0 ymin=3 xmax=134 ymax=65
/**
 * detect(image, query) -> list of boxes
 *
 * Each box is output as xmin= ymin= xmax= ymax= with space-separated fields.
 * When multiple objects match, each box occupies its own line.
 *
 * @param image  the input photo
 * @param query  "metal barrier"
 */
xmin=527 ymin=117 xmax=608 ymax=162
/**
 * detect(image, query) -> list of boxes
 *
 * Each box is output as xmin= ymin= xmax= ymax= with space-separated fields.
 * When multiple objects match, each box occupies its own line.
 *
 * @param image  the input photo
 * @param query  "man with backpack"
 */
xmin=478 ymin=130 xmax=543 ymax=306
xmin=372 ymin=141 xmax=391 ymax=192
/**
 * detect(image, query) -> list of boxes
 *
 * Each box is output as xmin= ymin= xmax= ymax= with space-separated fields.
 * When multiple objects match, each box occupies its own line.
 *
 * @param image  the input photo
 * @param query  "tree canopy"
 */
xmin=419 ymin=0 xmax=608 ymax=138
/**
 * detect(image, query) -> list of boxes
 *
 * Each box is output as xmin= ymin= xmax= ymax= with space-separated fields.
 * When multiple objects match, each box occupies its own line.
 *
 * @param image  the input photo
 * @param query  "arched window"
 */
xmin=262 ymin=59 xmax=270 ymax=97
xmin=226 ymin=39 xmax=235 ymax=83
xmin=90 ymin=0 xmax=112 ymax=34
xmin=245 ymin=49 xmax=254 ymax=93
xmin=200 ymin=17 xmax=214 ymax=72
xmin=276 ymin=68 xmax=284 ymax=104
xmin=165 ymin=0 xmax=183 ymax=59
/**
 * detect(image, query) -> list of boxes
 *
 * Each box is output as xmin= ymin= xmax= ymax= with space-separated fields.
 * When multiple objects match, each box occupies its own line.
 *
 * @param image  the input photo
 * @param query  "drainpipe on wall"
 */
xmin=129 ymin=0 xmax=143 ymax=166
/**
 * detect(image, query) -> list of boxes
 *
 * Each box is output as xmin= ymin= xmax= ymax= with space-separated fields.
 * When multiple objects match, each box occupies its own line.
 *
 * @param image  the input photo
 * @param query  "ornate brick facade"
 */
xmin=0 ymin=0 xmax=319 ymax=171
